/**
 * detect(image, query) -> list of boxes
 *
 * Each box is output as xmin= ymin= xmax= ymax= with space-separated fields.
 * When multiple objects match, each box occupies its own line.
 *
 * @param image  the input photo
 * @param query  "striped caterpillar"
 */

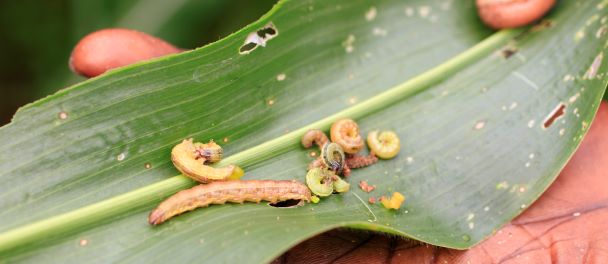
xmin=172 ymin=138 xmax=244 ymax=183
xmin=149 ymin=180 xmax=311 ymax=225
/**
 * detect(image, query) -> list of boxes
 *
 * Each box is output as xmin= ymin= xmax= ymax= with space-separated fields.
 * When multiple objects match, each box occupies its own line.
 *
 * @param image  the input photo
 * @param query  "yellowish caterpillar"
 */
xmin=149 ymin=180 xmax=311 ymax=225
xmin=171 ymin=138 xmax=244 ymax=183
xmin=305 ymin=168 xmax=350 ymax=197
xmin=366 ymin=130 xmax=400 ymax=159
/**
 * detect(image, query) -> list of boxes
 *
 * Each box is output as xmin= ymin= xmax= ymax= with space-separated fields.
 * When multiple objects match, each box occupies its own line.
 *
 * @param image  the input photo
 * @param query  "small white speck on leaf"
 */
xmin=467 ymin=213 xmax=475 ymax=221
xmin=58 ymin=111 xmax=69 ymax=120
xmin=365 ymin=6 xmax=377 ymax=21
xmin=474 ymin=121 xmax=485 ymax=130
xmin=276 ymin=73 xmax=286 ymax=81
xmin=418 ymin=6 xmax=431 ymax=18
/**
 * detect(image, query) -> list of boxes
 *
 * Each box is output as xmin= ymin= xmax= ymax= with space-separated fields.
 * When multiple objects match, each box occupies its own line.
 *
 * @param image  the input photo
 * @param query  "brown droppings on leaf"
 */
xmin=358 ymin=181 xmax=376 ymax=193
xmin=501 ymin=47 xmax=518 ymax=59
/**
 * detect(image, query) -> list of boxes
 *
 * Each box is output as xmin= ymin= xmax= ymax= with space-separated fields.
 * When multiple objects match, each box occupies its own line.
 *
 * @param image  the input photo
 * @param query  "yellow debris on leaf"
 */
xmin=380 ymin=192 xmax=405 ymax=210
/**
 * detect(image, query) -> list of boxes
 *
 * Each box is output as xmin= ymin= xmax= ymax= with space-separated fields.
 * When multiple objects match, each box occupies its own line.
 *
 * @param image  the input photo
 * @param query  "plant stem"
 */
xmin=0 ymin=28 xmax=523 ymax=252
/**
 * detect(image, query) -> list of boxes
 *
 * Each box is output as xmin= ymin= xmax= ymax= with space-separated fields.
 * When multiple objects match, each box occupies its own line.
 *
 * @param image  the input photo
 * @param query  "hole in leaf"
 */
xmin=257 ymin=26 xmax=277 ymax=38
xmin=239 ymin=42 xmax=258 ymax=54
xmin=543 ymin=103 xmax=566 ymax=129
xmin=268 ymin=199 xmax=304 ymax=208
xmin=239 ymin=22 xmax=278 ymax=55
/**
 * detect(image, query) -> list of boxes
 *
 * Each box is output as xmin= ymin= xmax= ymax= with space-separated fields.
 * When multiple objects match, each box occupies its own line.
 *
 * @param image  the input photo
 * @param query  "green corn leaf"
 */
xmin=0 ymin=0 xmax=606 ymax=263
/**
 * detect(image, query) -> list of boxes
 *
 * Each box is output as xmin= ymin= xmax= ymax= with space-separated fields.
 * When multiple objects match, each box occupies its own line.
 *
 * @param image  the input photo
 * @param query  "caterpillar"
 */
xmin=321 ymin=142 xmax=346 ymax=173
xmin=148 ymin=180 xmax=311 ymax=225
xmin=307 ymin=142 xmax=352 ymax=177
xmin=171 ymin=138 xmax=244 ymax=183
xmin=366 ymin=130 xmax=400 ymax=159
xmin=305 ymin=168 xmax=350 ymax=197
xmin=301 ymin=129 xmax=329 ymax=149
xmin=330 ymin=119 xmax=364 ymax=154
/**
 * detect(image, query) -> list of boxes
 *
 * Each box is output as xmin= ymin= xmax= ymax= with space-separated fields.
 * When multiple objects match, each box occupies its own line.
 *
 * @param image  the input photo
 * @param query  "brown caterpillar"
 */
xmin=171 ymin=138 xmax=244 ymax=183
xmin=330 ymin=119 xmax=364 ymax=154
xmin=345 ymin=152 xmax=378 ymax=169
xmin=149 ymin=180 xmax=311 ymax=225
xmin=301 ymin=129 xmax=329 ymax=149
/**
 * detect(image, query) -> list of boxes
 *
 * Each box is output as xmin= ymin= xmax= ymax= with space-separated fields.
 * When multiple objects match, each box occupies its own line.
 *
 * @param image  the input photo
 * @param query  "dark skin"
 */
xmin=70 ymin=10 xmax=607 ymax=262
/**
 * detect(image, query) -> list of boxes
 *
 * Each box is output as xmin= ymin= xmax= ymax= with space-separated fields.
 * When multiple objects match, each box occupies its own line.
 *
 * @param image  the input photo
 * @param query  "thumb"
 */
xmin=69 ymin=28 xmax=182 ymax=78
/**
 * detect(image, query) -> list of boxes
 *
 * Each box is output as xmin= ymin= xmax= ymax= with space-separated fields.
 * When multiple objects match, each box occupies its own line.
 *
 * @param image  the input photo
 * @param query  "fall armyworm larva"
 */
xmin=366 ymin=130 xmax=400 ymax=159
xmin=301 ymin=129 xmax=329 ymax=149
xmin=321 ymin=142 xmax=346 ymax=173
xmin=172 ymin=138 xmax=244 ymax=183
xmin=330 ymin=119 xmax=364 ymax=154
xmin=149 ymin=180 xmax=311 ymax=225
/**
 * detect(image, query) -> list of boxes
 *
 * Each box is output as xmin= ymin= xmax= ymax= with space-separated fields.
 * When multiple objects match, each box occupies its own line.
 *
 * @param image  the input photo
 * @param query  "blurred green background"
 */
xmin=0 ymin=0 xmax=276 ymax=125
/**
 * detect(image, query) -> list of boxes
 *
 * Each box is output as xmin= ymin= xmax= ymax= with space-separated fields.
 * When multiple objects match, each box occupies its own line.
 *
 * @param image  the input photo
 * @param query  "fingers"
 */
xmin=476 ymin=0 xmax=556 ymax=29
xmin=69 ymin=28 xmax=182 ymax=78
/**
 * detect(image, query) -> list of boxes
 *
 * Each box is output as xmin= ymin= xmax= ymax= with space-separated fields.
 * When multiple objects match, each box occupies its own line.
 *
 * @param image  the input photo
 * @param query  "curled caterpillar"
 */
xmin=149 ymin=180 xmax=311 ymax=225
xmin=330 ymin=119 xmax=364 ymax=154
xmin=305 ymin=168 xmax=350 ymax=197
xmin=171 ymin=138 xmax=244 ymax=183
xmin=305 ymin=168 xmax=334 ymax=197
xmin=345 ymin=152 xmax=378 ymax=169
xmin=301 ymin=129 xmax=329 ymax=149
xmin=321 ymin=142 xmax=345 ymax=173
xmin=366 ymin=130 xmax=400 ymax=159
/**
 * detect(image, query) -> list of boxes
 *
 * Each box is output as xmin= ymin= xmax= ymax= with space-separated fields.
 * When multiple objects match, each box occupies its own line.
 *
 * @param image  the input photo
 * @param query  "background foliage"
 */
xmin=0 ymin=0 xmax=275 ymax=125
